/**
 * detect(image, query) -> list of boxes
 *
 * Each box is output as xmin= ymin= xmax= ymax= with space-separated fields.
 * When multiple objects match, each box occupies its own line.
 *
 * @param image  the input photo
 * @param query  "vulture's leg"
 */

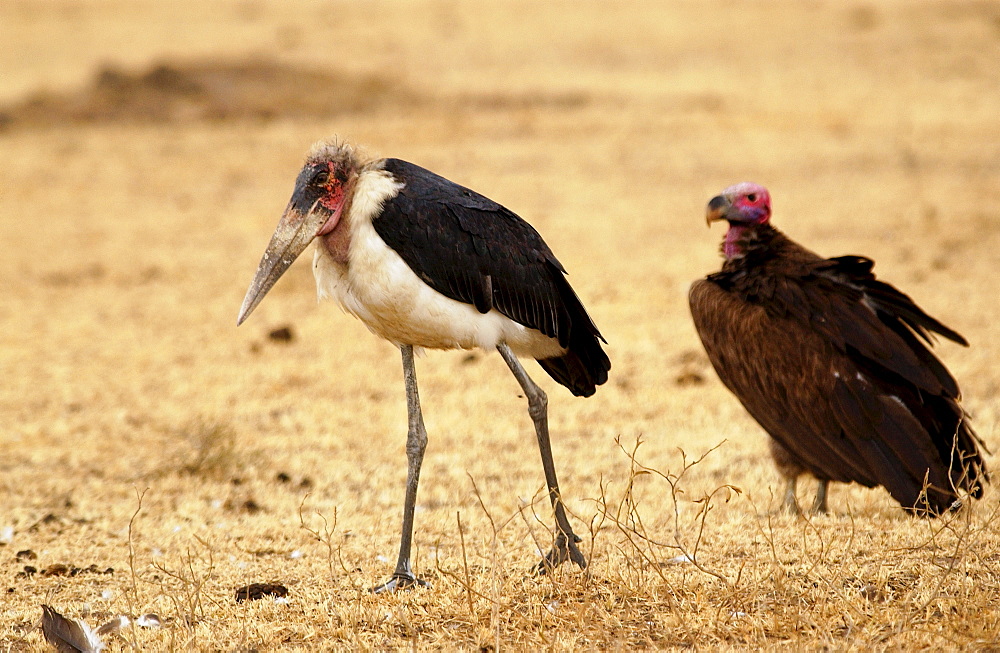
xmin=770 ymin=440 xmax=804 ymax=515
xmin=371 ymin=345 xmax=430 ymax=593
xmin=497 ymin=343 xmax=586 ymax=573
xmin=810 ymin=480 xmax=830 ymax=514
xmin=781 ymin=476 xmax=802 ymax=515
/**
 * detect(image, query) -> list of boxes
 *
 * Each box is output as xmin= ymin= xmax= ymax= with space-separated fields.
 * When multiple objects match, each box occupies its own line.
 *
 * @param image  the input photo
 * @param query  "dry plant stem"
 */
xmin=372 ymin=344 xmax=430 ymax=593
xmin=496 ymin=342 xmax=586 ymax=573
xmin=125 ymin=487 xmax=148 ymax=650
xmin=141 ymin=539 xmax=218 ymax=649
xmin=908 ymin=503 xmax=975 ymax=622
xmin=584 ymin=492 xmax=607 ymax=583
xmin=800 ymin=508 xmax=871 ymax=622
xmin=457 ymin=512 xmax=475 ymax=617
xmin=432 ymin=478 xmax=516 ymax=610
xmin=428 ymin=512 xmax=513 ymax=644
xmin=298 ymin=495 xmax=338 ymax=589
xmin=467 ymin=474 xmax=507 ymax=650
xmin=602 ymin=443 xmax=682 ymax=603
xmin=613 ymin=437 xmax=731 ymax=585
xmin=151 ymin=536 xmax=217 ymax=625
xmin=598 ymin=437 xmax=741 ymax=628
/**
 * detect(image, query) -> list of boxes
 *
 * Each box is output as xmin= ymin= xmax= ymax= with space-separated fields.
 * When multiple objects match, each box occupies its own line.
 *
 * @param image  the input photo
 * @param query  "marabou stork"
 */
xmin=689 ymin=182 xmax=987 ymax=516
xmin=238 ymin=139 xmax=610 ymax=591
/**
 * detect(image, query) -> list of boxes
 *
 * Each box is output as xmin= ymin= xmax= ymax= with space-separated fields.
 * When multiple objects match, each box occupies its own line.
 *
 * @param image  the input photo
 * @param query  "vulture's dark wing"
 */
xmin=810 ymin=256 xmax=966 ymax=397
xmin=690 ymin=255 xmax=986 ymax=514
xmin=373 ymin=159 xmax=609 ymax=396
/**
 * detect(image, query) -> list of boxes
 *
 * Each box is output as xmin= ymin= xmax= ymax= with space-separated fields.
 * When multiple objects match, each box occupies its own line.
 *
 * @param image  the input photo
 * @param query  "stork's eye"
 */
xmin=312 ymin=170 xmax=330 ymax=185
xmin=747 ymin=193 xmax=758 ymax=202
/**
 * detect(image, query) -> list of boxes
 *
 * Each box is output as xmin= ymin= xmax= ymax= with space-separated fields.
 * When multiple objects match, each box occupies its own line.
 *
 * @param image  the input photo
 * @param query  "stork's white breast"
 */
xmin=312 ymin=167 xmax=565 ymax=359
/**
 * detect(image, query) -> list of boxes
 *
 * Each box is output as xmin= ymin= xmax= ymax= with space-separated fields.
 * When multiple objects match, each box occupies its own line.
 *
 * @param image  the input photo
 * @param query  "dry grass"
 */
xmin=2 ymin=0 xmax=999 ymax=649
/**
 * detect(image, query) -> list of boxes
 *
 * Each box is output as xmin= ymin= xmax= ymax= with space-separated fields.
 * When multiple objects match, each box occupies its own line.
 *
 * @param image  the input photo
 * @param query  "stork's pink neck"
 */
xmin=318 ymin=179 xmax=359 ymax=266
xmin=320 ymin=203 xmax=352 ymax=265
xmin=320 ymin=217 xmax=349 ymax=264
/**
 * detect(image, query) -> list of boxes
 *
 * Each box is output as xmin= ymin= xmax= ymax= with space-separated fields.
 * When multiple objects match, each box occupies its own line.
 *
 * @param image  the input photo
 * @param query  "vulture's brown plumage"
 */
xmin=689 ymin=182 xmax=988 ymax=516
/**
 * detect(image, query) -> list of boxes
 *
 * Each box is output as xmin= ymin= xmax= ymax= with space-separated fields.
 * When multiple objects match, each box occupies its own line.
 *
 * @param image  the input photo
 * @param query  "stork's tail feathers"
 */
xmin=539 ymin=346 xmax=609 ymax=397
xmin=536 ymin=280 xmax=610 ymax=397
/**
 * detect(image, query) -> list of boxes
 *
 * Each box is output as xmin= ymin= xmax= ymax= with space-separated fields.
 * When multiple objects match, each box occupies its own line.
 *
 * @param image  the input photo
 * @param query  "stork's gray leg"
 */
xmin=371 ymin=345 xmax=430 ymax=593
xmin=497 ymin=343 xmax=586 ymax=574
xmin=810 ymin=479 xmax=829 ymax=514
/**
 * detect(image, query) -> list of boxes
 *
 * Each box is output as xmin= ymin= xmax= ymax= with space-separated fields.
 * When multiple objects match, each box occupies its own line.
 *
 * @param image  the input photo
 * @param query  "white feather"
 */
xmin=312 ymin=167 xmax=565 ymax=360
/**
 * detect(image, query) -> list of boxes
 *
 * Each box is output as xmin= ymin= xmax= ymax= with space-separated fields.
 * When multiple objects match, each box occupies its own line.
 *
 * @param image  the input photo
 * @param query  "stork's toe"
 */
xmin=534 ymin=531 xmax=587 ymax=575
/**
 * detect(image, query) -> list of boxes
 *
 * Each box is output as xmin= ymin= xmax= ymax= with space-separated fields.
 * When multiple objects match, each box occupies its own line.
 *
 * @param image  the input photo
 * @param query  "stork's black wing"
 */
xmin=373 ymin=158 xmax=609 ymax=396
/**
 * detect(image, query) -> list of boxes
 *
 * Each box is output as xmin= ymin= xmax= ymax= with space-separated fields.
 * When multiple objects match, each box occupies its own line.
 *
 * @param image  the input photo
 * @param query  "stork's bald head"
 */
xmin=237 ymin=138 xmax=367 ymax=325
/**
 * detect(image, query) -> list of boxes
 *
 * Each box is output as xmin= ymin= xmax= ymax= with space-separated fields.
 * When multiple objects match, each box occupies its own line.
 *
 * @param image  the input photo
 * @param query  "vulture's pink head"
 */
xmin=238 ymin=140 xmax=363 ymax=325
xmin=706 ymin=182 xmax=772 ymax=226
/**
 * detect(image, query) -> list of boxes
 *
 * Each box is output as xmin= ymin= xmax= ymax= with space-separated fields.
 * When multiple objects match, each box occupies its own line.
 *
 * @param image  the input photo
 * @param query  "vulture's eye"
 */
xmin=313 ymin=171 xmax=330 ymax=185
xmin=747 ymin=193 xmax=757 ymax=202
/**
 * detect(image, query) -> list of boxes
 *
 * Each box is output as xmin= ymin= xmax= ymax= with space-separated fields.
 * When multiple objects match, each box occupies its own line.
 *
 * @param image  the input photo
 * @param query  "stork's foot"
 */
xmin=369 ymin=573 xmax=430 ymax=594
xmin=534 ymin=531 xmax=587 ymax=575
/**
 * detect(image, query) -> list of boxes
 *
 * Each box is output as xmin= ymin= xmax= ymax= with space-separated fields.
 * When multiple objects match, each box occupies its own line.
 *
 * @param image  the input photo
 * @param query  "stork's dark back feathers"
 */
xmin=691 ymin=224 xmax=988 ymax=515
xmin=374 ymin=159 xmax=610 ymax=397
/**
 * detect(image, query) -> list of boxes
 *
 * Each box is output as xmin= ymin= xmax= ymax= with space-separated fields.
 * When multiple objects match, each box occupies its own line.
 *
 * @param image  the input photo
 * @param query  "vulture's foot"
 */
xmin=781 ymin=479 xmax=804 ymax=516
xmin=809 ymin=480 xmax=830 ymax=514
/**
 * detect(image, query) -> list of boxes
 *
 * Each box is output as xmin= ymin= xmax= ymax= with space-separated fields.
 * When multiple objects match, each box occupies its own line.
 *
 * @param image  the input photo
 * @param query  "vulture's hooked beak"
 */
xmin=237 ymin=197 xmax=332 ymax=326
xmin=705 ymin=194 xmax=731 ymax=226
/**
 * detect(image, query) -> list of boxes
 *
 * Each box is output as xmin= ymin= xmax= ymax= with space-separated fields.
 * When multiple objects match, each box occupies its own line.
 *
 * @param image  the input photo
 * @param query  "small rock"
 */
xmin=42 ymin=563 xmax=71 ymax=577
xmin=859 ymin=583 xmax=885 ymax=601
xmin=235 ymin=583 xmax=289 ymax=603
xmin=267 ymin=326 xmax=294 ymax=343
xmin=674 ymin=372 xmax=705 ymax=387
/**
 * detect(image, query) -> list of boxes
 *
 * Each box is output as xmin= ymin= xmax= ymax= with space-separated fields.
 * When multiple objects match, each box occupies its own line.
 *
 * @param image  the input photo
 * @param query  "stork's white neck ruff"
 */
xmin=311 ymin=164 xmax=566 ymax=359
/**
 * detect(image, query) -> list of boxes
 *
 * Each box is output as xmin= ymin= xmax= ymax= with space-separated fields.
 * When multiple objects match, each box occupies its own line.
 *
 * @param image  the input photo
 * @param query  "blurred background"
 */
xmin=1 ymin=0 xmax=999 ymax=644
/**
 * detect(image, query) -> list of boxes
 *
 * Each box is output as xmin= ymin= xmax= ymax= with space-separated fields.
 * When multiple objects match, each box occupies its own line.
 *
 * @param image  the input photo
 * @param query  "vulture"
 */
xmin=689 ymin=182 xmax=988 ymax=516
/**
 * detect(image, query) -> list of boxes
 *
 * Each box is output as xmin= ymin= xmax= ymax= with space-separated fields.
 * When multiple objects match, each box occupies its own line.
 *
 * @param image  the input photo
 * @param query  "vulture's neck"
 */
xmin=722 ymin=222 xmax=783 ymax=263
xmin=720 ymin=223 xmax=820 ymax=277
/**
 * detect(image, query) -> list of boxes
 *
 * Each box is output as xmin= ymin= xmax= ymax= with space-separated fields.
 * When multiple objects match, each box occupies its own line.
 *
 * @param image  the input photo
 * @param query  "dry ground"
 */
xmin=2 ymin=0 xmax=1000 ymax=649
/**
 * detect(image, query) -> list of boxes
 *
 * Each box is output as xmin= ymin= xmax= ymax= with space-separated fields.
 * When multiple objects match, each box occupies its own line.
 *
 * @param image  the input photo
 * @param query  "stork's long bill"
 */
xmin=237 ymin=170 xmax=340 ymax=326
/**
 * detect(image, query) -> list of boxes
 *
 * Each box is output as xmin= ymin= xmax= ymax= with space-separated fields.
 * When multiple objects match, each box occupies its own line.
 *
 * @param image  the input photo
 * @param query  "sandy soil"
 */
xmin=2 ymin=1 xmax=999 ymax=649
